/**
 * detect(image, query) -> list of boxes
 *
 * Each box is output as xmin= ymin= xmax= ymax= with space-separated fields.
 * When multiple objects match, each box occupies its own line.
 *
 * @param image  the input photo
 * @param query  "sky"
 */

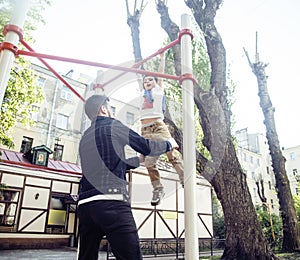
xmin=26 ymin=0 xmax=300 ymax=149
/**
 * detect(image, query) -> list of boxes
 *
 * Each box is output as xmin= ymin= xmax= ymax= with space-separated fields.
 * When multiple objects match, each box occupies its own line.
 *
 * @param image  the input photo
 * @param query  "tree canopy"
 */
xmin=0 ymin=0 xmax=50 ymax=147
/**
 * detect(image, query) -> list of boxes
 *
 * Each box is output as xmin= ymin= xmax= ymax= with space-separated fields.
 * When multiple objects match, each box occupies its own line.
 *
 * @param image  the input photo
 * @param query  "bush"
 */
xmin=256 ymin=205 xmax=283 ymax=250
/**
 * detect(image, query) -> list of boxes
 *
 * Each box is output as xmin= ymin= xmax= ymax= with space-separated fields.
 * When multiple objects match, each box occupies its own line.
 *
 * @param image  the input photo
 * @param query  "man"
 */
xmin=139 ymin=53 xmax=184 ymax=206
xmin=77 ymin=94 xmax=177 ymax=260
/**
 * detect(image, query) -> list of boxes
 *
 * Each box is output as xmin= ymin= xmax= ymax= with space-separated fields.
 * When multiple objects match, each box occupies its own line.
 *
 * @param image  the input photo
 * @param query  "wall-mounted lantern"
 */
xmin=23 ymin=145 xmax=53 ymax=167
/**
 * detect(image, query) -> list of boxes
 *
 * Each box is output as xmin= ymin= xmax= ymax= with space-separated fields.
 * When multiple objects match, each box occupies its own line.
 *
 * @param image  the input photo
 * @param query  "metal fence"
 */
xmin=106 ymin=238 xmax=225 ymax=259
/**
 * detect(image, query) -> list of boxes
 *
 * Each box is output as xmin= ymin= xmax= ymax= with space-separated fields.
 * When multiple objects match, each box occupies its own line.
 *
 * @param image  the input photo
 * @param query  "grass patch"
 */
xmin=198 ymin=252 xmax=300 ymax=259
xmin=276 ymin=252 xmax=300 ymax=259
xmin=199 ymin=256 xmax=221 ymax=260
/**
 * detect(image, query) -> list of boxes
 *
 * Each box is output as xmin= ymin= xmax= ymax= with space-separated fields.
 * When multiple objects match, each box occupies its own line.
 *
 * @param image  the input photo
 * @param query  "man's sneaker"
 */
xmin=151 ymin=188 xmax=165 ymax=206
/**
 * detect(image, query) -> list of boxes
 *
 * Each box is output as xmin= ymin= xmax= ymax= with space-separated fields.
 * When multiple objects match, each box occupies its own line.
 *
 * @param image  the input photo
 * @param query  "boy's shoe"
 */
xmin=180 ymin=180 xmax=184 ymax=188
xmin=151 ymin=188 xmax=165 ymax=206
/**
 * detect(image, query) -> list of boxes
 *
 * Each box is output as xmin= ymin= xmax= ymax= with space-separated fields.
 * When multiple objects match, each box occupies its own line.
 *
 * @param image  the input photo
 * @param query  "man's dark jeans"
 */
xmin=77 ymin=200 xmax=142 ymax=260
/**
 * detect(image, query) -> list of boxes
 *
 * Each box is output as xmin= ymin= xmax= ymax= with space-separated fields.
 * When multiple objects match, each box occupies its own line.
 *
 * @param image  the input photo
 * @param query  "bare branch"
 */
xmin=243 ymin=47 xmax=254 ymax=71
xmin=125 ymin=0 xmax=130 ymax=17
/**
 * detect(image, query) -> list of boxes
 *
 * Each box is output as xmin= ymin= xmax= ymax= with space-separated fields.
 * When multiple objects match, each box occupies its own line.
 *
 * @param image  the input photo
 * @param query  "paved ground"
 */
xmin=0 ymin=248 xmax=100 ymax=260
xmin=0 ymin=247 xmax=183 ymax=260
xmin=0 ymin=247 xmax=222 ymax=259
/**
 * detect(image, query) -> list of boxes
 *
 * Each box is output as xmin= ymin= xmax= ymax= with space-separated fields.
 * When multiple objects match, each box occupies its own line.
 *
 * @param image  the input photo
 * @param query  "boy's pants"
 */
xmin=141 ymin=120 xmax=184 ymax=189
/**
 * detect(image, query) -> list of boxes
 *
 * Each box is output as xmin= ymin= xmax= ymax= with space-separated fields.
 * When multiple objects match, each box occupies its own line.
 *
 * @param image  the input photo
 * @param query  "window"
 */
xmin=292 ymin=169 xmax=298 ymax=176
xmin=47 ymin=194 xmax=77 ymax=233
xmin=111 ymin=106 xmax=116 ymax=117
xmin=0 ymin=189 xmax=20 ymax=226
xmin=31 ymin=105 xmax=40 ymax=122
xmin=47 ymin=196 xmax=67 ymax=233
xmin=37 ymin=76 xmax=46 ymax=87
xmin=61 ymin=86 xmax=72 ymax=101
xmin=253 ymin=187 xmax=257 ymax=198
xmin=290 ymin=152 xmax=295 ymax=161
xmin=20 ymin=136 xmax=33 ymax=153
xmin=126 ymin=112 xmax=134 ymax=125
xmin=53 ymin=144 xmax=64 ymax=161
xmin=88 ymin=82 xmax=94 ymax=91
xmin=243 ymin=153 xmax=247 ymax=162
xmin=56 ymin=114 xmax=68 ymax=129
xmin=271 ymin=199 xmax=274 ymax=209
xmin=35 ymin=151 xmax=47 ymax=166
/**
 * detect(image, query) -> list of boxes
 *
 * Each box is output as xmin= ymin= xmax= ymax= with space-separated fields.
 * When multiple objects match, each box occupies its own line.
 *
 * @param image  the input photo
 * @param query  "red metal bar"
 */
xmin=1 ymin=22 xmax=196 ymax=105
xmin=3 ymin=24 xmax=24 ymax=40
xmin=4 ymin=25 xmax=194 ymax=92
xmin=0 ymin=42 xmax=18 ymax=56
xmin=20 ymin=40 xmax=86 ymax=102
xmin=179 ymin=73 xmax=196 ymax=85
xmin=99 ymin=38 xmax=181 ymax=88
xmin=135 ymin=37 xmax=180 ymax=67
xmin=178 ymin=28 xmax=193 ymax=41
xmin=17 ymin=48 xmax=181 ymax=81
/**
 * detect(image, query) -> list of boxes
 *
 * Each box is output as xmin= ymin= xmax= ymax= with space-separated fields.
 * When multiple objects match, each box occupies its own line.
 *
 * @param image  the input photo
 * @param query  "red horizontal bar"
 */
xmin=17 ymin=49 xmax=181 ymax=82
xmin=100 ymin=38 xmax=180 ymax=88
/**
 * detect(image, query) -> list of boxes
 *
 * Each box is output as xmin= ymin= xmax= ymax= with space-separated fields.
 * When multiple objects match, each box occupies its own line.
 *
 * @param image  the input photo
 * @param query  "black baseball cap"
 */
xmin=84 ymin=94 xmax=109 ymax=120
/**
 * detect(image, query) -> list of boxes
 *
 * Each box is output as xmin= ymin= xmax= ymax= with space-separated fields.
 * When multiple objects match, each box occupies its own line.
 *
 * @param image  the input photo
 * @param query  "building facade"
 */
xmin=0 ymin=147 xmax=81 ymax=249
xmin=282 ymin=145 xmax=300 ymax=196
xmin=235 ymin=128 xmax=300 ymax=213
xmin=2 ymin=64 xmax=90 ymax=164
xmin=235 ymin=129 xmax=279 ymax=215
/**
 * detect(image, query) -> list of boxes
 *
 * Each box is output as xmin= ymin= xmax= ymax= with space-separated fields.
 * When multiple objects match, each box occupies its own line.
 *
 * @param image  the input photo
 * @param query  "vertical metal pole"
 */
xmin=46 ymin=80 xmax=61 ymax=147
xmin=0 ymin=0 xmax=30 ymax=107
xmin=181 ymin=14 xmax=199 ymax=259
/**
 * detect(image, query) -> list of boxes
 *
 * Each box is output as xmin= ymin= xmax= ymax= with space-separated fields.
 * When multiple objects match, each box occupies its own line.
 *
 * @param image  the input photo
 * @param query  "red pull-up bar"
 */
xmin=98 ymin=38 xmax=181 ymax=89
xmin=16 ymin=49 xmax=181 ymax=82
xmin=1 ymin=23 xmax=194 ymax=103
xmin=1 ymin=24 xmax=86 ymax=102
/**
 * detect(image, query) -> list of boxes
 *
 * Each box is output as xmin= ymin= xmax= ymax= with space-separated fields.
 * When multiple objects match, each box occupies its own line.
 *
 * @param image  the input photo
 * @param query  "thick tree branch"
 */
xmin=155 ymin=0 xmax=181 ymax=76
xmin=125 ymin=0 xmax=145 ymax=62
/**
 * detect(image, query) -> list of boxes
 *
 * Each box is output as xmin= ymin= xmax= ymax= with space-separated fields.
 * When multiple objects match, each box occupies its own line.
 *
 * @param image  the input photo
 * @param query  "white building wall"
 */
xmin=282 ymin=145 xmax=300 ymax=195
xmin=131 ymin=166 xmax=212 ymax=239
xmin=235 ymin=130 xmax=279 ymax=215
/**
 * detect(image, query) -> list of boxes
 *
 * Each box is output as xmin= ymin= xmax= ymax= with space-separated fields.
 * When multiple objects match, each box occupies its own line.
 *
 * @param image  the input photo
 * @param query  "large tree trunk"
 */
xmin=245 ymin=57 xmax=300 ymax=252
xmin=182 ymin=0 xmax=278 ymax=259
